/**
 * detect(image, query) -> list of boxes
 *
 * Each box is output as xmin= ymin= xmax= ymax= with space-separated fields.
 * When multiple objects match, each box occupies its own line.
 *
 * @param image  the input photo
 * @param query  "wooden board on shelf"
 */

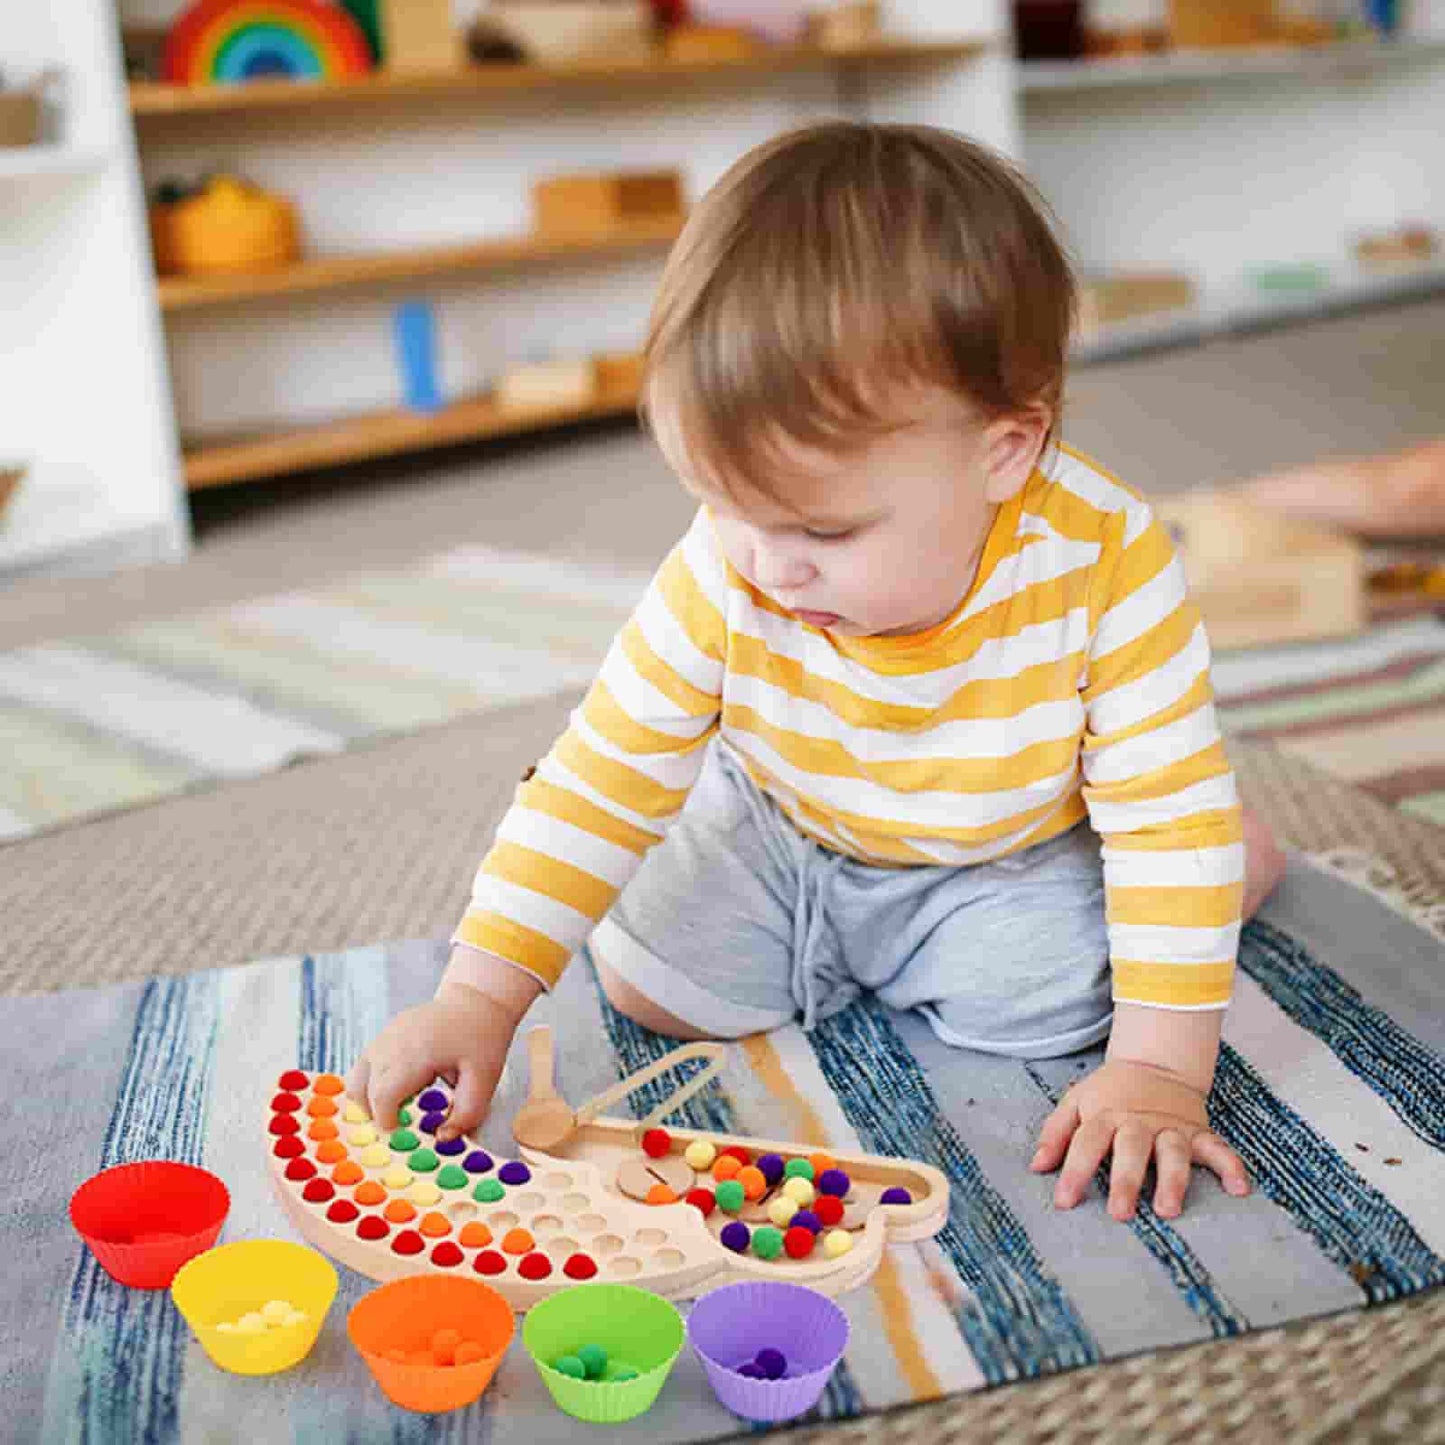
xmin=183 ymin=374 xmax=641 ymax=490
xmin=158 ymin=216 xmax=682 ymax=311
xmin=129 ymin=38 xmax=985 ymax=118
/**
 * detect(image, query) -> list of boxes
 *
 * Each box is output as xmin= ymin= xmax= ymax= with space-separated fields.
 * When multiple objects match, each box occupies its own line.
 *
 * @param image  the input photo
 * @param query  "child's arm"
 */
xmin=1036 ymin=500 xmax=1248 ymax=1219
xmin=349 ymin=513 xmax=728 ymax=1133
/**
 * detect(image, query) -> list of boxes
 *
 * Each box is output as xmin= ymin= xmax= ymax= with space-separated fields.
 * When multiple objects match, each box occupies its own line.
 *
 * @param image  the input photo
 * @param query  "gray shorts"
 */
xmin=590 ymin=741 xmax=1113 ymax=1058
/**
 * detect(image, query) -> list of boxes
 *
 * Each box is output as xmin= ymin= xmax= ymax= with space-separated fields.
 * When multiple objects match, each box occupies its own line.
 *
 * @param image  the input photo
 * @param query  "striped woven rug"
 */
xmin=1 ymin=540 xmax=1442 ymax=843
xmin=9 ymin=853 xmax=1443 ymax=1442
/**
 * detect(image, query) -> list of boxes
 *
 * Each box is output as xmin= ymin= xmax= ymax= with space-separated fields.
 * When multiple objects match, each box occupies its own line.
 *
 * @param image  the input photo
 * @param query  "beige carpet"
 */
xmin=4 ymin=298 xmax=1444 ymax=1439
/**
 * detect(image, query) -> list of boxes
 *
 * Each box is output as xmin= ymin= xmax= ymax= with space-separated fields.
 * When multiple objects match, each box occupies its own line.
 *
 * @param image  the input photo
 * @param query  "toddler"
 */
xmin=350 ymin=122 xmax=1285 ymax=1223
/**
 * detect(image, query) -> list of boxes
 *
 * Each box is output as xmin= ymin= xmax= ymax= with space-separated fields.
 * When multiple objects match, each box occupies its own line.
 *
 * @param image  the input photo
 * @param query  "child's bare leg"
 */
xmin=595 ymin=959 xmax=718 ymax=1042
xmin=1242 ymin=805 xmax=1286 ymax=918
xmin=1237 ymin=440 xmax=1445 ymax=539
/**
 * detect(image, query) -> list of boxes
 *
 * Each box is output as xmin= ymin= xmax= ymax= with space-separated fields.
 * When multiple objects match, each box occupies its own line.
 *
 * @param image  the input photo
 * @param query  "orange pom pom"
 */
xmin=420 ymin=1211 xmax=452 ymax=1238
xmin=331 ymin=1160 xmax=364 ymax=1186
xmin=737 ymin=1165 xmax=767 ymax=1201
xmin=459 ymin=1221 xmax=493 ymax=1249
xmin=307 ymin=1118 xmax=339 ymax=1141
xmin=384 ymin=1198 xmax=417 ymax=1223
xmin=315 ymin=1140 xmax=347 ymax=1164
xmin=501 ymin=1227 xmax=535 ymax=1255
xmin=807 ymin=1153 xmax=837 ymax=1177
xmin=712 ymin=1155 xmax=742 ymax=1183
xmin=646 ymin=1183 xmax=678 ymax=1205
xmin=306 ymin=1095 xmax=339 ymax=1118
xmin=354 ymin=1180 xmax=387 ymax=1207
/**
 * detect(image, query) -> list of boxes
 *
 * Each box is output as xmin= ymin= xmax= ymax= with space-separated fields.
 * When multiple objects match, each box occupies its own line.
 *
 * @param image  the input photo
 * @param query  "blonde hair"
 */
xmin=642 ymin=122 xmax=1076 ymax=498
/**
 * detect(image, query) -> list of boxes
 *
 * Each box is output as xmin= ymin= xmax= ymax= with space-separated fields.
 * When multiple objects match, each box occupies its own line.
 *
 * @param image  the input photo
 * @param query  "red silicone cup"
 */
xmin=69 ymin=1161 xmax=230 ymax=1289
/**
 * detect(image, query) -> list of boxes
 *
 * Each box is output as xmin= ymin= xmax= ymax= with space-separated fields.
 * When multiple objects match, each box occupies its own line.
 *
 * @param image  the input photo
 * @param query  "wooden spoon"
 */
xmin=511 ymin=1025 xmax=726 ymax=1153
xmin=511 ymin=1027 xmax=574 ymax=1151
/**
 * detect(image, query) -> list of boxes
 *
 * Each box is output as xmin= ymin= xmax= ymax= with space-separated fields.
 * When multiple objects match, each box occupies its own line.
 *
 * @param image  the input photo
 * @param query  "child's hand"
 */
xmin=346 ymin=981 xmax=522 ymax=1143
xmin=1029 ymin=1059 xmax=1250 ymax=1222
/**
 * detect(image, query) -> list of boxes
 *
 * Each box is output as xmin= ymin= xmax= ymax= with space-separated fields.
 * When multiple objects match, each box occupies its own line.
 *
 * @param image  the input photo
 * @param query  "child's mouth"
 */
xmin=792 ymin=609 xmax=841 ymax=628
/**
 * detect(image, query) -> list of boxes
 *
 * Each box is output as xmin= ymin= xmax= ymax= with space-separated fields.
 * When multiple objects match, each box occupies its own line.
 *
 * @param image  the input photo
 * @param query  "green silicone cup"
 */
xmin=522 ymin=1284 xmax=684 ymax=1424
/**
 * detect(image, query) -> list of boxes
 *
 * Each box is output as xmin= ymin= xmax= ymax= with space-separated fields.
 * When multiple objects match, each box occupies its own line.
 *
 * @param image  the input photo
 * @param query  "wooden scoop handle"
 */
xmin=575 ymin=1041 xmax=727 ymax=1132
xmin=524 ymin=1026 xmax=561 ymax=1102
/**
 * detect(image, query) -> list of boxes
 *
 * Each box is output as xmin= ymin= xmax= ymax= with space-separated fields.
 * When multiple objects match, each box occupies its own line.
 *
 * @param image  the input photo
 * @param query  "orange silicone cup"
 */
xmin=348 ymin=1274 xmax=515 ymax=1413
xmin=70 ymin=1161 xmax=230 ymax=1289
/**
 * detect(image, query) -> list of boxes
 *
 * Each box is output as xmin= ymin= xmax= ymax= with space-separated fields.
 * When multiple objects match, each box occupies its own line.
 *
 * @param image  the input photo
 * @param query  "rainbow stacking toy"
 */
xmin=162 ymin=0 xmax=373 ymax=86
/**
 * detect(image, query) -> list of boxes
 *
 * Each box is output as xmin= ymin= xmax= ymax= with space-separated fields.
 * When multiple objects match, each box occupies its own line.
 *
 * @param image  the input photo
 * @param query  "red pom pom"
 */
xmin=284 ymin=1157 xmax=317 ymax=1182
xmin=272 ymin=1136 xmax=305 ymax=1159
xmin=268 ymin=1113 xmax=300 ymax=1136
xmin=474 ymin=1250 xmax=507 ymax=1275
xmin=302 ymin=1177 xmax=335 ymax=1204
xmin=279 ymin=1069 xmax=310 ymax=1091
xmin=814 ymin=1195 xmax=845 ymax=1227
xmin=641 ymin=1128 xmax=672 ymax=1159
xmin=389 ymin=1227 xmax=422 ymax=1253
xmin=518 ymin=1252 xmax=553 ymax=1280
xmin=431 ymin=1242 xmax=464 ymax=1268
xmin=270 ymin=1092 xmax=302 ymax=1113
xmin=784 ymin=1225 xmax=816 ymax=1259
xmin=563 ymin=1253 xmax=598 ymax=1280
xmin=326 ymin=1199 xmax=360 ymax=1224
xmin=721 ymin=1145 xmax=752 ymax=1166
xmin=685 ymin=1187 xmax=716 ymax=1218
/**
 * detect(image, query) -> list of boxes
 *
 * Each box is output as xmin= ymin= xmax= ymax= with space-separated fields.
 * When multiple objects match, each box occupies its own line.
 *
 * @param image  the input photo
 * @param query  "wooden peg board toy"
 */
xmin=266 ymin=1044 xmax=948 ymax=1311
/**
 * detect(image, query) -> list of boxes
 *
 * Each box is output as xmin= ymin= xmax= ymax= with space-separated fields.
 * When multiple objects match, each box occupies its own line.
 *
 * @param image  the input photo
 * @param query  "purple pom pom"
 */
xmin=418 ymin=1088 xmax=449 ymax=1112
xmin=462 ymin=1150 xmax=494 ymax=1174
xmin=435 ymin=1136 xmax=467 ymax=1156
xmin=791 ymin=1209 xmax=822 ymax=1234
xmin=419 ymin=1110 xmax=448 ymax=1135
xmin=755 ymin=1347 xmax=787 ymax=1380
xmin=756 ymin=1152 xmax=785 ymax=1186
xmin=817 ymin=1168 xmax=850 ymax=1198
xmin=880 ymin=1186 xmax=913 ymax=1206
xmin=737 ymin=1361 xmax=763 ymax=1379
xmin=720 ymin=1221 xmax=751 ymax=1254
xmin=498 ymin=1160 xmax=531 ymax=1186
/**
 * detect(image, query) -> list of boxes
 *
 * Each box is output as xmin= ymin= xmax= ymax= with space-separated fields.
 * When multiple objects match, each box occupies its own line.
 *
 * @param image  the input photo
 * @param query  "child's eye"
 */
xmin=803 ymin=527 xmax=857 ymax=542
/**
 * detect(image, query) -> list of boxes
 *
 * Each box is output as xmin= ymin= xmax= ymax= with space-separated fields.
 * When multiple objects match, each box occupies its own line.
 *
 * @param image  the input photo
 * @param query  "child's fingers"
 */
xmin=441 ymin=1064 xmax=493 ymax=1142
xmin=1192 ymin=1131 xmax=1251 ymax=1197
xmin=1106 ymin=1121 xmax=1153 ymax=1221
xmin=1151 ymin=1129 xmax=1193 ymax=1218
xmin=369 ymin=1057 xmax=425 ymax=1131
xmin=1054 ymin=1117 xmax=1113 ymax=1209
xmin=1030 ymin=1097 xmax=1081 ymax=1173
xmin=345 ymin=1055 xmax=371 ymax=1109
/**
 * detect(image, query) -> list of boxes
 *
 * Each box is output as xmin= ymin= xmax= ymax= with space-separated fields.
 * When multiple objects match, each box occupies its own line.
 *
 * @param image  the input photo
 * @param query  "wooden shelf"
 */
xmin=158 ymin=216 xmax=684 ymax=311
xmin=184 ymin=377 xmax=641 ymax=490
xmin=130 ymin=39 xmax=986 ymax=119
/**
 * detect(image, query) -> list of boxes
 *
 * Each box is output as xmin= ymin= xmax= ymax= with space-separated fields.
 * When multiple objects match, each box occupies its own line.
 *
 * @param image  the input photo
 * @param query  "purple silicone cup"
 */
xmin=686 ymin=1281 xmax=849 ymax=1424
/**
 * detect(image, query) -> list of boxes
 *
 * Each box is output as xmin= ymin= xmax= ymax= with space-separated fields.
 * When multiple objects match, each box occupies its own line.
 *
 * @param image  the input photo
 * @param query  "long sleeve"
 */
xmin=451 ymin=512 xmax=727 ymax=988
xmin=1079 ymin=506 xmax=1244 ymax=1010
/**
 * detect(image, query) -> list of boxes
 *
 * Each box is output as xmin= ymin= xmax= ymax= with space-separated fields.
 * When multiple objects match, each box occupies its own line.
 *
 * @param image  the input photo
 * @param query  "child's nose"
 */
xmin=752 ymin=541 xmax=816 ymax=591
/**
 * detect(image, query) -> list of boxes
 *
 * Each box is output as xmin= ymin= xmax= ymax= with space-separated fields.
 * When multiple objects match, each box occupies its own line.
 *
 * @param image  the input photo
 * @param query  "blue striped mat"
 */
xmin=8 ymin=855 xmax=1443 ymax=1443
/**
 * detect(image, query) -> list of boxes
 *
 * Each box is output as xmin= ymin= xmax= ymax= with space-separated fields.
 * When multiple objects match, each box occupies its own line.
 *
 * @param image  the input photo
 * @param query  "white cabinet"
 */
xmin=1 ymin=0 xmax=188 ymax=579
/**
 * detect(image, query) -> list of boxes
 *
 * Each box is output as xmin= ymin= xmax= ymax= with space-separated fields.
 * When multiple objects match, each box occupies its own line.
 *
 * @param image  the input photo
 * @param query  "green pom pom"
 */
xmin=408 ymin=1147 xmax=439 ymax=1173
xmin=389 ymin=1129 xmax=420 ymax=1152
xmin=751 ymin=1226 xmax=784 ymax=1260
xmin=473 ymin=1178 xmax=505 ymax=1203
xmin=783 ymin=1158 xmax=815 ymax=1181
xmin=577 ymin=1343 xmax=608 ymax=1379
xmin=714 ymin=1179 xmax=746 ymax=1214
xmin=396 ymin=1106 xmax=412 ymax=1126
xmin=554 ymin=1355 xmax=586 ymax=1379
xmin=436 ymin=1165 xmax=469 ymax=1190
xmin=611 ymin=1365 xmax=640 ymax=1382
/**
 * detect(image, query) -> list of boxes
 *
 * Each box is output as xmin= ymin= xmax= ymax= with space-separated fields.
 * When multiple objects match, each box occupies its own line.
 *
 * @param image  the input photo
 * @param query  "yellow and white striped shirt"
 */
xmin=454 ymin=445 xmax=1244 ymax=1010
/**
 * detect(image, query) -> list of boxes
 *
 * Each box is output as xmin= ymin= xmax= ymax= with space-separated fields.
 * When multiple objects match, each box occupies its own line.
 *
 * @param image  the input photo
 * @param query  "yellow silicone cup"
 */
xmin=171 ymin=1239 xmax=337 ymax=1376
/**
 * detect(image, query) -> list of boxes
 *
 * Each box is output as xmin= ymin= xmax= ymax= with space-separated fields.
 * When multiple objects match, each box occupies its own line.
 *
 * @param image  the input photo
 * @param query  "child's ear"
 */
xmin=982 ymin=407 xmax=1051 ymax=503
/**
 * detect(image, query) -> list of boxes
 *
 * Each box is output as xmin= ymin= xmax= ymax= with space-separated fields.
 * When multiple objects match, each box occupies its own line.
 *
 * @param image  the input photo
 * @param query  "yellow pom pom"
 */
xmin=684 ymin=1139 xmax=717 ymax=1171
xmin=822 ymin=1229 xmax=853 ymax=1259
xmin=782 ymin=1176 xmax=816 ymax=1207
xmin=409 ymin=1181 xmax=442 ymax=1206
xmin=768 ymin=1196 xmax=800 ymax=1228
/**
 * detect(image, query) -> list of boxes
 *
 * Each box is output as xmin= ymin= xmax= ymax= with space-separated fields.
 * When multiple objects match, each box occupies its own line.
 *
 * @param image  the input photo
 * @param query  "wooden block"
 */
xmin=1078 ymin=273 xmax=1195 ymax=334
xmin=0 ymin=91 xmax=42 ymax=147
xmin=1154 ymin=493 xmax=1365 ymax=650
xmin=663 ymin=24 xmax=759 ymax=62
xmin=532 ymin=170 xmax=685 ymax=239
xmin=1168 ymin=0 xmax=1275 ymax=48
xmin=379 ymin=0 xmax=463 ymax=72
xmin=491 ymin=1 xmax=654 ymax=65
xmin=805 ymin=2 xmax=881 ymax=51
xmin=496 ymin=357 xmax=597 ymax=411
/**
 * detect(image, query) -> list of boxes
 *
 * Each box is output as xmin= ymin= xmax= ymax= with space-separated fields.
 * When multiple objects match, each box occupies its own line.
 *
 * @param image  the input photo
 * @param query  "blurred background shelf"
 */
xmin=182 ymin=375 xmax=642 ymax=491
xmin=0 ymin=145 xmax=115 ymax=180
xmin=1020 ymin=35 xmax=1445 ymax=93
xmin=129 ymin=39 xmax=986 ymax=121
xmin=157 ymin=216 xmax=685 ymax=311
